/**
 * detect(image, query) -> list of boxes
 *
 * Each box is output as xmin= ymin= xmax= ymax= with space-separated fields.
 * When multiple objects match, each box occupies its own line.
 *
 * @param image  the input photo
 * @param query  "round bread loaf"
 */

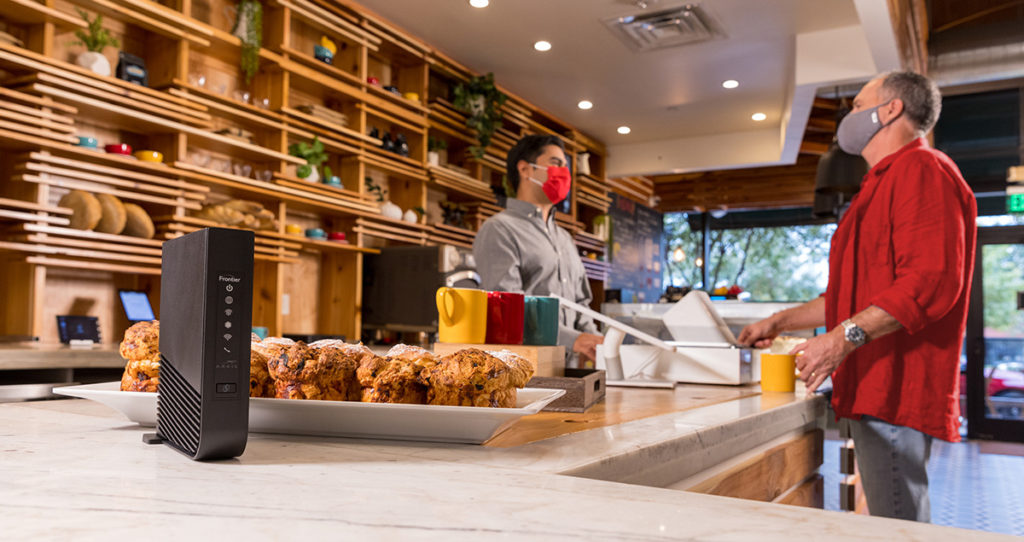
xmin=59 ymin=190 xmax=102 ymax=230
xmin=95 ymin=194 xmax=127 ymax=234
xmin=122 ymin=203 xmax=155 ymax=238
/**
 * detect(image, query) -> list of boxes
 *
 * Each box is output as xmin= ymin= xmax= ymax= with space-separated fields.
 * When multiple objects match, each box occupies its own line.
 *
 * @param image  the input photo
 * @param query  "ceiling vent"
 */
xmin=605 ymin=4 xmax=723 ymax=52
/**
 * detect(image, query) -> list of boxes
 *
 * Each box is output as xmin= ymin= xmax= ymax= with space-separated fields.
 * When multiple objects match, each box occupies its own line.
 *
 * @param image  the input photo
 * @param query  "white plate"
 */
xmin=53 ymin=382 xmax=565 ymax=444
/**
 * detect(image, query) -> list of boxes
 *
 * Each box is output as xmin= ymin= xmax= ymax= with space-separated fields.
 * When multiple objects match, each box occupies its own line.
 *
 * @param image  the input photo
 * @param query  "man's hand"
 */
xmin=573 ymin=333 xmax=604 ymax=361
xmin=790 ymin=329 xmax=856 ymax=395
xmin=738 ymin=316 xmax=780 ymax=348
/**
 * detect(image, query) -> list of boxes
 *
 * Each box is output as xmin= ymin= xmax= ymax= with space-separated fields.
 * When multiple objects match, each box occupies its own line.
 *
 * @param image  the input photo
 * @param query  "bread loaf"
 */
xmin=122 ymin=203 xmax=155 ymax=238
xmin=95 ymin=194 xmax=127 ymax=234
xmin=59 ymin=190 xmax=102 ymax=230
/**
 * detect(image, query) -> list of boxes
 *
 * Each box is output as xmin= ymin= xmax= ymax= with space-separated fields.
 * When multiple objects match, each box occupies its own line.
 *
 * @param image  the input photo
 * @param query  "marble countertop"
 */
xmin=0 ymin=390 xmax=1014 ymax=540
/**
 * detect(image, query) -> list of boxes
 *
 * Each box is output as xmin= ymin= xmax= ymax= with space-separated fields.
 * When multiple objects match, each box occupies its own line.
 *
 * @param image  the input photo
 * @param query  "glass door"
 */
xmin=966 ymin=226 xmax=1024 ymax=442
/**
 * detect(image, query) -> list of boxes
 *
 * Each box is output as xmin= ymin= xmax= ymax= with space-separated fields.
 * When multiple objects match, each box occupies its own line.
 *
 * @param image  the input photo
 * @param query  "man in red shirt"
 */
xmin=739 ymin=71 xmax=977 ymax=522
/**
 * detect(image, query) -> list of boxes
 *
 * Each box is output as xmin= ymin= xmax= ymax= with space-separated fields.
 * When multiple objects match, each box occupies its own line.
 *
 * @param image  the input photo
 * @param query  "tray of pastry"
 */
xmin=53 ymin=382 xmax=563 ymax=444
xmin=53 ymin=324 xmax=563 ymax=444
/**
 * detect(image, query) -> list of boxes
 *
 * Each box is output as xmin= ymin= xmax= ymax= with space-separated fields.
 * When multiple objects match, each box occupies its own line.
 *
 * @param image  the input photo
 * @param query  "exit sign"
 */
xmin=1010 ymin=194 xmax=1024 ymax=214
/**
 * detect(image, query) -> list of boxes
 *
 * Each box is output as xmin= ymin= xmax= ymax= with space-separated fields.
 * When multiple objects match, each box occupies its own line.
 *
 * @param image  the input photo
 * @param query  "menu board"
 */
xmin=608 ymin=193 xmax=664 ymax=302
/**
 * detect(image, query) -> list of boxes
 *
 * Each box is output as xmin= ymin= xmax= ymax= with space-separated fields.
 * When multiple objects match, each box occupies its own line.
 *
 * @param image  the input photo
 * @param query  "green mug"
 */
xmin=523 ymin=296 xmax=559 ymax=346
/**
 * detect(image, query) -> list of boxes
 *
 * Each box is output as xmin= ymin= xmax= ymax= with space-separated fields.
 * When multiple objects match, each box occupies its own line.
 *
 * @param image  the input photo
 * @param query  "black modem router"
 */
xmin=145 ymin=227 xmax=253 ymax=460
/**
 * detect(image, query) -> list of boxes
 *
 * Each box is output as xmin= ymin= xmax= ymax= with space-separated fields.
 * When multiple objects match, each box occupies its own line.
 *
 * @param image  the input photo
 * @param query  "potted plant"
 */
xmin=288 ymin=136 xmax=329 ymax=183
xmin=231 ymin=0 xmax=262 ymax=85
xmin=427 ymin=136 xmax=448 ymax=167
xmin=453 ymin=73 xmax=507 ymax=159
xmin=72 ymin=8 xmax=119 ymax=77
xmin=365 ymin=176 xmax=402 ymax=220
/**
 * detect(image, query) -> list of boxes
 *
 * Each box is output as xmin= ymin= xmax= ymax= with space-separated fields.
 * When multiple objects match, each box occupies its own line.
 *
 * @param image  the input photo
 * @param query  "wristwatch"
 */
xmin=841 ymin=319 xmax=868 ymax=347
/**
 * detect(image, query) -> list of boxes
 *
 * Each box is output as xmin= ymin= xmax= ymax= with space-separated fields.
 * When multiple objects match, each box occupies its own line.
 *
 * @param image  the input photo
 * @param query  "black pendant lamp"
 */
xmin=812 ymin=94 xmax=868 ymax=219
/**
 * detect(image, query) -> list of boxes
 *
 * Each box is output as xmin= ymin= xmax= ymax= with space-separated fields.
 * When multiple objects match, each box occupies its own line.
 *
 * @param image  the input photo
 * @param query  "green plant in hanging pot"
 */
xmin=72 ymin=8 xmax=120 ymax=77
xmin=453 ymin=73 xmax=507 ymax=159
xmin=288 ymin=136 xmax=329 ymax=183
xmin=232 ymin=0 xmax=263 ymax=86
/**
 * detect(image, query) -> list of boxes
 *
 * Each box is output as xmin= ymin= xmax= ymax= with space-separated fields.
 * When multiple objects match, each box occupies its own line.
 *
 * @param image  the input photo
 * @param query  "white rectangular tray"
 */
xmin=53 ymin=382 xmax=564 ymax=445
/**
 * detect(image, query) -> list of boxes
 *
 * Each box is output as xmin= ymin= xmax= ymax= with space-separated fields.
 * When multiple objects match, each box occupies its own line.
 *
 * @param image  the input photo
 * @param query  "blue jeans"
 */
xmin=848 ymin=415 xmax=933 ymax=522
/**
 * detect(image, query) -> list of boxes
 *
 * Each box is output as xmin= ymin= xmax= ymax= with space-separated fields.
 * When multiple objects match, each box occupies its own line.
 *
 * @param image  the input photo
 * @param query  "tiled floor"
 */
xmin=822 ymin=438 xmax=1024 ymax=536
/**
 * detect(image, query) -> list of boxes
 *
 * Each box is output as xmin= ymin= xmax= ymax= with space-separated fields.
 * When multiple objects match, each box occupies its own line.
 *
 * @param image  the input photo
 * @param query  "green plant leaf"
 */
xmin=297 ymin=164 xmax=311 ymax=178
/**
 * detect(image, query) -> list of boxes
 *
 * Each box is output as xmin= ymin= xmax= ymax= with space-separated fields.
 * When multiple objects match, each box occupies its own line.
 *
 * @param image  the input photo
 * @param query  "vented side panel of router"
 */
xmin=157 ymin=356 xmax=201 ymax=455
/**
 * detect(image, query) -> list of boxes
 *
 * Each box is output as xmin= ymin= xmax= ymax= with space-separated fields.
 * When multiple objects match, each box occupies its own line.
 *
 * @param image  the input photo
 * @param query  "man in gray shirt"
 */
xmin=473 ymin=135 xmax=604 ymax=362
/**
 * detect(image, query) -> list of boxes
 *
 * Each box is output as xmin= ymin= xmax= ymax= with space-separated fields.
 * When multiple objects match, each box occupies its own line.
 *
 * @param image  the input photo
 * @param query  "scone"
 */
xmin=356 ymin=344 xmax=438 ymax=404
xmin=266 ymin=340 xmax=369 ymax=401
xmin=420 ymin=348 xmax=534 ymax=408
xmin=120 ymin=358 xmax=160 ymax=392
xmin=119 ymin=320 xmax=160 ymax=361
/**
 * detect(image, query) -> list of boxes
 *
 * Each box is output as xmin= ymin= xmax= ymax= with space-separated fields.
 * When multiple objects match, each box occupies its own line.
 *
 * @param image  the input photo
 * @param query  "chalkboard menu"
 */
xmin=608 ymin=193 xmax=664 ymax=302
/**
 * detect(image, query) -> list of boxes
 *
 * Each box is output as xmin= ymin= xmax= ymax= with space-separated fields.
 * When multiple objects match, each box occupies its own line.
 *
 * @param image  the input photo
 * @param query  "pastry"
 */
xmin=266 ymin=341 xmax=370 ymax=401
xmin=94 ymin=193 xmax=126 ymax=234
xmin=356 ymin=344 xmax=438 ymax=404
xmin=248 ymin=346 xmax=274 ymax=398
xmin=122 ymin=203 xmax=155 ymax=239
xmin=119 ymin=320 xmax=160 ymax=361
xmin=120 ymin=358 xmax=160 ymax=392
xmin=59 ymin=190 xmax=102 ymax=230
xmin=421 ymin=348 xmax=533 ymax=408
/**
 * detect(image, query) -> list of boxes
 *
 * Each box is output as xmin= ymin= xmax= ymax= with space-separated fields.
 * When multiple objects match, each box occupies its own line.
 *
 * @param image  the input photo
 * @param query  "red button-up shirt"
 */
xmin=826 ymin=138 xmax=977 ymax=442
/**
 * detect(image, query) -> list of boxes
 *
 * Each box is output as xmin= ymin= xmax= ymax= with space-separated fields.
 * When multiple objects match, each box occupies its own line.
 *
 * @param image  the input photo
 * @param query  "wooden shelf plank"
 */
xmin=0 ymin=209 xmax=71 ymax=225
xmin=26 ymin=83 xmax=302 ymax=165
xmin=20 ymin=223 xmax=163 ymax=246
xmin=72 ymin=0 xmax=210 ymax=46
xmin=168 ymin=87 xmax=288 ymax=131
xmin=16 ymin=162 xmax=205 ymax=201
xmin=281 ymin=106 xmax=381 ymax=145
xmin=276 ymin=0 xmax=380 ymax=50
xmin=25 ymin=255 xmax=160 ymax=274
xmin=17 ymin=173 xmax=201 ymax=210
xmin=25 ymin=151 xmax=210 ymax=193
xmin=0 ymin=0 xmax=87 ymax=29
xmin=0 ymin=198 xmax=72 ymax=215
xmin=23 ymin=234 xmax=163 ymax=256
xmin=0 ymin=240 xmax=163 ymax=265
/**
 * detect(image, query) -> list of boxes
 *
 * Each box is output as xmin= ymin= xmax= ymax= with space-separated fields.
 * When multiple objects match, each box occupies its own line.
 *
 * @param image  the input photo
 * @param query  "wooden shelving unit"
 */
xmin=0 ymin=0 xmax=612 ymax=344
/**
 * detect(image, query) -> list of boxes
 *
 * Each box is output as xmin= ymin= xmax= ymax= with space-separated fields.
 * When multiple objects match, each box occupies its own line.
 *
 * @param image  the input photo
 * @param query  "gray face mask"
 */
xmin=836 ymin=100 xmax=896 ymax=155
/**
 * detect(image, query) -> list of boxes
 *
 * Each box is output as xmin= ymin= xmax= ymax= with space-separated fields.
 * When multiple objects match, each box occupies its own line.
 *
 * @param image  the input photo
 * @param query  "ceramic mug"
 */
xmin=523 ymin=296 xmax=559 ymax=346
xmin=760 ymin=353 xmax=797 ymax=393
xmin=485 ymin=291 xmax=524 ymax=345
xmin=435 ymin=287 xmax=487 ymax=344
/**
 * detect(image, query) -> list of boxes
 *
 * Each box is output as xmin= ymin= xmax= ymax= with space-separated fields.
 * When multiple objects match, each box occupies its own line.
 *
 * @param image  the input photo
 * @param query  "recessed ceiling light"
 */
xmin=722 ymin=79 xmax=739 ymax=89
xmin=469 ymin=0 xmax=489 ymax=7
xmin=751 ymin=112 xmax=767 ymax=121
xmin=577 ymin=100 xmax=593 ymax=110
xmin=534 ymin=40 xmax=552 ymax=52
xmin=617 ymin=126 xmax=631 ymax=134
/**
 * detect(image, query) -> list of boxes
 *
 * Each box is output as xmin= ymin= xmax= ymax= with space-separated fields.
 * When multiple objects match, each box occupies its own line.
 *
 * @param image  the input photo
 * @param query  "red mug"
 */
xmin=485 ymin=291 xmax=524 ymax=345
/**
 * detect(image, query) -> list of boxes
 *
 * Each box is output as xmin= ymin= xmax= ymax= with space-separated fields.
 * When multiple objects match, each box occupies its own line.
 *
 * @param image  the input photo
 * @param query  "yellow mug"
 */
xmin=435 ymin=287 xmax=487 ymax=343
xmin=761 ymin=353 xmax=797 ymax=393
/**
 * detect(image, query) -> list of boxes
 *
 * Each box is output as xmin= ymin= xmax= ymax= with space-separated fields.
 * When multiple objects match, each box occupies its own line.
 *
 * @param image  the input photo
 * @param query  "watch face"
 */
xmin=846 ymin=325 xmax=866 ymax=345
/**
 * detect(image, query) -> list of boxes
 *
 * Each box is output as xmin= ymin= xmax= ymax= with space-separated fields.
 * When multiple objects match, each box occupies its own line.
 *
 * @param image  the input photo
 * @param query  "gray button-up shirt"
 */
xmin=473 ymin=198 xmax=599 ymax=353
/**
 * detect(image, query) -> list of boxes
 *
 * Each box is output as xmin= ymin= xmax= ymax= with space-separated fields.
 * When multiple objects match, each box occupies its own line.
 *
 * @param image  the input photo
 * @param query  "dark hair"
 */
xmin=878 ymin=71 xmax=941 ymax=135
xmin=506 ymin=134 xmax=566 ymax=192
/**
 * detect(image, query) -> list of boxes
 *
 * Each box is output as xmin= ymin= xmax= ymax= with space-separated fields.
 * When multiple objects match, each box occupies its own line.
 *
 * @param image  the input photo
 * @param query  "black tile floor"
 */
xmin=822 ymin=438 xmax=1024 ymax=536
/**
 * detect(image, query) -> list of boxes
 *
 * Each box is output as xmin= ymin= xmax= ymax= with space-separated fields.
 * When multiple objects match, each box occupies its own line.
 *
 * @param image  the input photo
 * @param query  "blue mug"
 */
xmin=76 ymin=136 xmax=98 ymax=148
xmin=523 ymin=296 xmax=559 ymax=346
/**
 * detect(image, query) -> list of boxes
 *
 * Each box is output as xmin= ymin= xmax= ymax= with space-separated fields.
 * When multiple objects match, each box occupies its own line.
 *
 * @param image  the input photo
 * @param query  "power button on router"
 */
xmin=216 ymin=383 xmax=237 ymax=394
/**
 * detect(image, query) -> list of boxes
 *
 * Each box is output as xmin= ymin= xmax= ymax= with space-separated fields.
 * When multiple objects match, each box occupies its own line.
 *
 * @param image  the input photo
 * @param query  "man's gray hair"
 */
xmin=877 ymin=71 xmax=942 ymax=135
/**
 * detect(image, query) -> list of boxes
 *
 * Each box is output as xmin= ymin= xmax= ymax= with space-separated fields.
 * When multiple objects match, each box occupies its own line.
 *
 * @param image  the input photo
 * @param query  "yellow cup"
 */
xmin=435 ymin=287 xmax=487 ymax=343
xmin=761 ymin=353 xmax=797 ymax=393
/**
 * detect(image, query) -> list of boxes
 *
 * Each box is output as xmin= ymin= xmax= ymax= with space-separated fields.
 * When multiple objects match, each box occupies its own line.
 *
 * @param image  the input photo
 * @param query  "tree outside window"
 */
xmin=664 ymin=212 xmax=835 ymax=302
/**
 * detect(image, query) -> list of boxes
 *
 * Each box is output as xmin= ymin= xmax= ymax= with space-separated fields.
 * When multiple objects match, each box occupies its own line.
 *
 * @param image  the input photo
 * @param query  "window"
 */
xmin=664 ymin=212 xmax=835 ymax=302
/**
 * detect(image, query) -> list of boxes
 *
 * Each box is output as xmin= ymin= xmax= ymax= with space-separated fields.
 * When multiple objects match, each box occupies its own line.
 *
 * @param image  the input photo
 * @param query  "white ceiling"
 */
xmin=356 ymin=0 xmax=888 ymax=176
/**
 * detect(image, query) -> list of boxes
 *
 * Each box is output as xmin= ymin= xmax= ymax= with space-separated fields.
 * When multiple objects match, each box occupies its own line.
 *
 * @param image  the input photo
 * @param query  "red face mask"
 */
xmin=529 ymin=164 xmax=571 ymax=204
